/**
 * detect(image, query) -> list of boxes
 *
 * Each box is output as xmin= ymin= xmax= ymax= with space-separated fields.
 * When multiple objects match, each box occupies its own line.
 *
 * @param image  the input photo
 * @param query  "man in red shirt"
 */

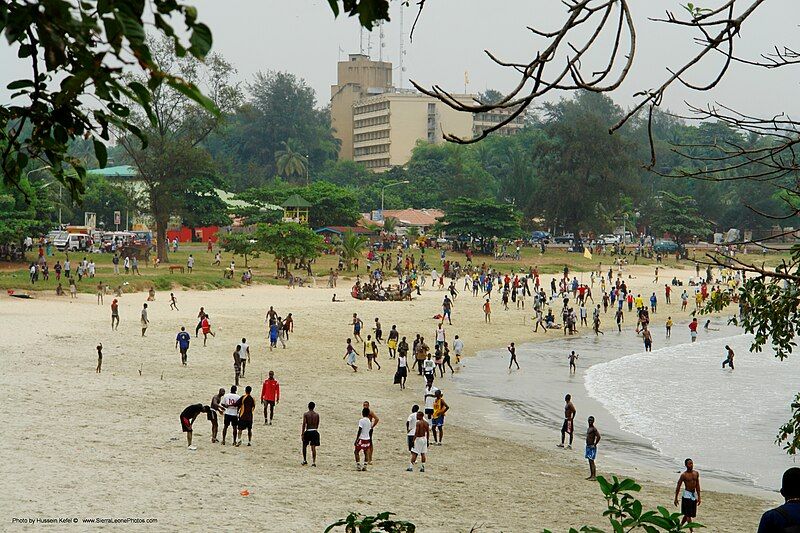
xmin=689 ymin=318 xmax=698 ymax=343
xmin=665 ymin=284 xmax=671 ymax=304
xmin=261 ymin=371 xmax=281 ymax=425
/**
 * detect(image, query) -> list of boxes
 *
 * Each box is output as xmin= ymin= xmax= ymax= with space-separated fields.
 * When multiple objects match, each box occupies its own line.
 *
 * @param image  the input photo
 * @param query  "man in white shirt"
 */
xmin=453 ymin=335 xmax=464 ymax=364
xmin=406 ymin=405 xmax=420 ymax=451
xmin=239 ymin=338 xmax=250 ymax=378
xmin=221 ymin=385 xmax=241 ymax=446
xmin=423 ymin=381 xmax=440 ymax=423
xmin=435 ymin=324 xmax=446 ymax=350
xmin=354 ymin=407 xmax=373 ymax=471
xmin=187 ymin=254 xmax=195 ymax=273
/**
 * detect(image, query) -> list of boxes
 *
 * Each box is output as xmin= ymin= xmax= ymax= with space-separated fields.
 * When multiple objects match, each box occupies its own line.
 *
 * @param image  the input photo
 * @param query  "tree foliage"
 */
xmin=337 ymin=229 xmax=369 ymax=271
xmin=237 ymin=181 xmax=361 ymax=228
xmin=1 ymin=0 xmax=217 ymax=198
xmin=650 ymin=191 xmax=711 ymax=244
xmin=0 ymin=179 xmax=51 ymax=247
xmin=255 ymin=222 xmax=324 ymax=266
xmin=219 ymin=232 xmax=259 ymax=267
xmin=442 ymin=197 xmax=520 ymax=240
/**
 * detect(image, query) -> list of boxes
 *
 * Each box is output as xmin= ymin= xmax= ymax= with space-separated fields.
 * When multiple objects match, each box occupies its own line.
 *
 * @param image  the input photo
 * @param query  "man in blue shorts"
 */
xmin=585 ymin=416 xmax=601 ymax=481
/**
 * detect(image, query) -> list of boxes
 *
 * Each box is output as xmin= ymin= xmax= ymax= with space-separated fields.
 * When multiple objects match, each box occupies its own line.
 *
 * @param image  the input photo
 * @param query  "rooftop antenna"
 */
xmin=378 ymin=20 xmax=385 ymax=62
xmin=399 ymin=3 xmax=406 ymax=88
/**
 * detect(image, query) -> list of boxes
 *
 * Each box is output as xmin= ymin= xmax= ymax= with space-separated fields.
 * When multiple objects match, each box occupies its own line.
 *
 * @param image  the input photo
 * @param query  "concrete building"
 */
xmin=331 ymin=54 xmax=526 ymax=172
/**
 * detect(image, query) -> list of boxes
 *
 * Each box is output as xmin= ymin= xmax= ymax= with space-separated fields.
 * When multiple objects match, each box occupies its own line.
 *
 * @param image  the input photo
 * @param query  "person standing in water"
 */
xmin=674 ymin=458 xmax=701 ymax=531
xmin=722 ymin=345 xmax=735 ymax=370
xmin=507 ymin=342 xmax=520 ymax=370
xmin=568 ymin=351 xmax=579 ymax=374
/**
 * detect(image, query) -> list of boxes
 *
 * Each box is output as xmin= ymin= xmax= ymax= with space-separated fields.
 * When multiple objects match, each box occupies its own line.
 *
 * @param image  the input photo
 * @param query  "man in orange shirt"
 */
xmin=261 ymin=371 xmax=281 ymax=425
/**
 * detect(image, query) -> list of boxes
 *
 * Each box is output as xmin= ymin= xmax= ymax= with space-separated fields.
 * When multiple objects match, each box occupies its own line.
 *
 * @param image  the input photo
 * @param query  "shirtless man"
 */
xmin=406 ymin=411 xmax=430 ymax=472
xmin=674 ymin=458 xmax=701 ymax=530
xmin=722 ymin=345 xmax=735 ymax=370
xmin=210 ymin=388 xmax=225 ymax=443
xmin=301 ymin=402 xmax=320 ymax=466
xmin=585 ymin=416 xmax=601 ymax=480
xmin=507 ymin=342 xmax=520 ymax=370
xmin=558 ymin=394 xmax=577 ymax=449
xmin=568 ymin=351 xmax=579 ymax=374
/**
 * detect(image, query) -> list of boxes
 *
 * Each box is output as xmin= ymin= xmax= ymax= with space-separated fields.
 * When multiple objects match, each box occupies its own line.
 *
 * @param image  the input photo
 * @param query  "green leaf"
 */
xmin=7 ymin=79 xmax=34 ymax=90
xmin=169 ymin=79 xmax=218 ymax=114
xmin=188 ymin=22 xmax=212 ymax=58
xmin=93 ymin=139 xmax=107 ymax=168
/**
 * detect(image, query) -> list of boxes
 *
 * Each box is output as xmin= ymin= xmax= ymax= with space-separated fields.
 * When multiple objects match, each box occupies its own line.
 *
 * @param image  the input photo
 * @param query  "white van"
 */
xmin=56 ymin=233 xmax=90 ymax=252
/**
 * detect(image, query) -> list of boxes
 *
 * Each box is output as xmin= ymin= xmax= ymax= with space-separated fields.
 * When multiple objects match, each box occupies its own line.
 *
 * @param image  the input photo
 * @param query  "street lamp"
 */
xmin=380 ymin=180 xmax=410 ymax=218
xmin=30 ymin=166 xmax=65 ymax=226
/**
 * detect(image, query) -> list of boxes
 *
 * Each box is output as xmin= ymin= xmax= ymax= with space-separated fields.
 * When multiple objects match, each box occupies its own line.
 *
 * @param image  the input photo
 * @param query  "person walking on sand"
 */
xmin=674 ymin=458 xmax=701 ymax=531
xmin=354 ymin=407 xmax=374 ymax=472
xmin=722 ymin=345 xmax=735 ymax=370
xmin=351 ymin=313 xmax=364 ymax=343
xmin=140 ymin=303 xmax=149 ymax=337
xmin=364 ymin=335 xmax=381 ymax=370
xmin=558 ymin=394 xmax=577 ymax=449
xmin=396 ymin=348 xmax=408 ymax=389
xmin=431 ymin=389 xmax=449 ymax=445
xmin=261 ymin=371 xmax=280 ymax=425
xmin=483 ymin=298 xmax=492 ymax=323
xmin=232 ymin=345 xmax=242 ymax=386
xmin=568 ymin=351 xmax=579 ymax=374
xmin=362 ymin=400 xmax=380 ymax=466
xmin=96 ymin=281 xmax=104 ymax=305
xmin=507 ymin=342 xmax=520 ymax=370
xmin=201 ymin=315 xmax=215 ymax=346
xmin=175 ymin=326 xmax=191 ymax=366
xmin=180 ymin=403 xmax=212 ymax=451
xmin=666 ymin=316 xmax=673 ymax=338
xmin=301 ymin=402 xmax=320 ymax=466
xmin=239 ymin=338 xmax=250 ymax=377
xmin=195 ymin=307 xmax=207 ymax=337
xmin=110 ymin=299 xmax=119 ymax=330
xmin=407 ymin=411 xmax=430 ymax=472
xmin=406 ymin=405 xmax=420 ymax=452
xmin=585 ymin=416 xmax=601 ymax=480
xmin=96 ymin=343 xmax=103 ymax=373
xmin=169 ymin=292 xmax=178 ymax=311
xmin=234 ymin=385 xmax=256 ymax=447
xmin=344 ymin=338 xmax=359 ymax=372
xmin=387 ymin=325 xmax=399 ymax=358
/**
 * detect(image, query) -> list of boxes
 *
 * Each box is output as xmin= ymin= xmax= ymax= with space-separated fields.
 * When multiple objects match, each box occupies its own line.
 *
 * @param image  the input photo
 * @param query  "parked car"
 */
xmin=653 ymin=239 xmax=679 ymax=253
xmin=598 ymin=234 xmax=620 ymax=245
xmin=531 ymin=230 xmax=551 ymax=243
xmin=554 ymin=233 xmax=575 ymax=244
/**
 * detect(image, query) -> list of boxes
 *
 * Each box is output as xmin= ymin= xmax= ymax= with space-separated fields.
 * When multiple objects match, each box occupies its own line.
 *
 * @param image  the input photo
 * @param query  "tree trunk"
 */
xmin=155 ymin=216 xmax=170 ymax=263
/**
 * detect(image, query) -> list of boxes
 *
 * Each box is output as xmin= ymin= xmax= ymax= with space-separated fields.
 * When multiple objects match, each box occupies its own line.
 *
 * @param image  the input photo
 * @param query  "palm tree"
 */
xmin=382 ymin=216 xmax=398 ymax=235
xmin=338 ymin=229 xmax=368 ymax=271
xmin=406 ymin=225 xmax=420 ymax=240
xmin=275 ymin=140 xmax=308 ymax=184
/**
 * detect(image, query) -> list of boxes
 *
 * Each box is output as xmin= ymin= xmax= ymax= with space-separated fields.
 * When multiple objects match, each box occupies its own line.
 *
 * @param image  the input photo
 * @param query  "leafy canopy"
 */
xmin=442 ymin=197 xmax=521 ymax=240
xmin=255 ymin=222 xmax=324 ymax=264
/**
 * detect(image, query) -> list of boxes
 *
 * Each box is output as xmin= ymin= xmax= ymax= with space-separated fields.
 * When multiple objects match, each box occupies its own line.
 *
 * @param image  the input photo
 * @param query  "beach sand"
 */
xmin=0 ymin=264 xmax=775 ymax=531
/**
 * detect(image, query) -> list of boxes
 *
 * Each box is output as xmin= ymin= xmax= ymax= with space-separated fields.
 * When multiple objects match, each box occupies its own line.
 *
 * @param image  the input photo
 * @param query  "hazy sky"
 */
xmin=1 ymin=0 xmax=798 ymax=120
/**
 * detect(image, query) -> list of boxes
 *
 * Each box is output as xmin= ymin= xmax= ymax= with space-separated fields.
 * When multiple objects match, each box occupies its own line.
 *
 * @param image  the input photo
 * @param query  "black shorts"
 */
xmin=180 ymin=416 xmax=193 ymax=433
xmin=424 ymin=408 xmax=434 ymax=417
xmin=207 ymin=411 xmax=217 ymax=423
xmin=224 ymin=414 xmax=238 ymax=427
xmin=303 ymin=430 xmax=320 ymax=447
xmin=237 ymin=418 xmax=252 ymax=431
xmin=681 ymin=497 xmax=697 ymax=518
xmin=263 ymin=400 xmax=275 ymax=407
xmin=561 ymin=419 xmax=573 ymax=434
xmin=407 ymin=435 xmax=415 ymax=451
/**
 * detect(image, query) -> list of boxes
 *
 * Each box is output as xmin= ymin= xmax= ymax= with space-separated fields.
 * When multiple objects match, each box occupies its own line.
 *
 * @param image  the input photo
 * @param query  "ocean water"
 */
xmin=585 ymin=333 xmax=800 ymax=490
xmin=454 ymin=326 xmax=799 ymax=491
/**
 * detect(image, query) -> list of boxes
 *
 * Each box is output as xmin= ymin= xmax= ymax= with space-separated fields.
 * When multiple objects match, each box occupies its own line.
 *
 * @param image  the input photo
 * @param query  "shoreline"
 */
xmin=449 ymin=323 xmax=778 ymax=501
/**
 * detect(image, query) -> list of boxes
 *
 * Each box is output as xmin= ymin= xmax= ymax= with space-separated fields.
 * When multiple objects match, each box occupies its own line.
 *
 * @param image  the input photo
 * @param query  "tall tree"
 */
xmin=649 ymin=191 xmax=712 ymax=244
xmin=256 ymin=222 xmax=324 ymax=274
xmin=442 ymin=197 xmax=520 ymax=240
xmin=275 ymin=140 xmax=309 ymax=184
xmin=119 ymin=38 xmax=240 ymax=262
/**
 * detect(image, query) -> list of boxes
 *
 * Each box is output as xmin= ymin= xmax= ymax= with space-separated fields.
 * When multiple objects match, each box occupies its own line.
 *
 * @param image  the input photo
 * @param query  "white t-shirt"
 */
xmin=453 ymin=339 xmax=464 ymax=354
xmin=357 ymin=417 xmax=372 ymax=441
xmin=398 ymin=355 xmax=407 ymax=368
xmin=240 ymin=342 xmax=249 ymax=358
xmin=435 ymin=328 xmax=445 ymax=342
xmin=424 ymin=386 xmax=440 ymax=410
xmin=187 ymin=257 xmax=194 ymax=267
xmin=407 ymin=413 xmax=418 ymax=436
xmin=222 ymin=393 xmax=241 ymax=416
xmin=423 ymin=359 xmax=435 ymax=374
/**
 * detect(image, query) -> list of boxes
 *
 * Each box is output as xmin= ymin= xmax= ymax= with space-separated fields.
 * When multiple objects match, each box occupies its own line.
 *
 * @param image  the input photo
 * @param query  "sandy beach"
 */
xmin=0 ymin=263 xmax=778 ymax=532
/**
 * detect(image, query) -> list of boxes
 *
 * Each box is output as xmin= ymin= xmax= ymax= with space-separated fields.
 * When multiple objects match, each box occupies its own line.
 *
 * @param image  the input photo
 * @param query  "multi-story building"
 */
xmin=331 ymin=54 xmax=525 ymax=172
